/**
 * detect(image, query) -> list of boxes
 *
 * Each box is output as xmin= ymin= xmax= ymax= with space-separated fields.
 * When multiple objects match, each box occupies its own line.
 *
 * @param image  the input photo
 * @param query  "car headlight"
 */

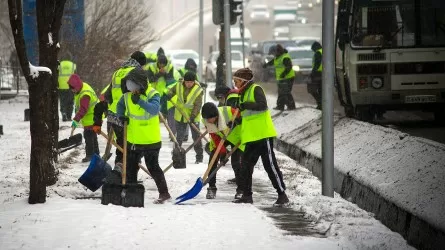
xmin=316 ymin=0 xmax=321 ymax=3
xmin=298 ymin=3 xmax=302 ymax=8
xmin=250 ymin=13 xmax=255 ymax=18
xmin=293 ymin=65 xmax=300 ymax=72
xmin=309 ymin=3 xmax=313 ymax=7
xmin=371 ymin=77 xmax=383 ymax=89
xmin=301 ymin=18 xmax=307 ymax=24
xmin=265 ymin=13 xmax=269 ymax=18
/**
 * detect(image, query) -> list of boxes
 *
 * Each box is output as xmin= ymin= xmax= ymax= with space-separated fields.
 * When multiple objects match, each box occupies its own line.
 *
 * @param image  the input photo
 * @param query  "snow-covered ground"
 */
xmin=0 ymin=93 xmax=414 ymax=249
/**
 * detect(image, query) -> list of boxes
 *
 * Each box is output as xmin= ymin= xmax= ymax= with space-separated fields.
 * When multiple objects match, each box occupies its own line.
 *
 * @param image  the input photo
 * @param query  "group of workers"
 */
xmin=57 ymin=41 xmax=324 ymax=205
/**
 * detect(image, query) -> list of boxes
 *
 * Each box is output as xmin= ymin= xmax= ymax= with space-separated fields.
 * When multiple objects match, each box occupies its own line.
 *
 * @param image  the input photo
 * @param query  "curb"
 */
xmin=274 ymin=133 xmax=445 ymax=250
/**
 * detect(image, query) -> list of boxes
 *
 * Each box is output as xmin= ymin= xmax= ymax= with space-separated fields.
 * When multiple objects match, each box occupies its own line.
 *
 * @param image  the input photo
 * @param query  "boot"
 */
xmin=206 ymin=187 xmax=217 ymax=199
xmin=234 ymin=190 xmax=243 ymax=200
xmin=195 ymin=154 xmax=203 ymax=164
xmin=81 ymin=156 xmax=92 ymax=163
xmin=233 ymin=194 xmax=253 ymax=204
xmin=153 ymin=192 xmax=171 ymax=204
xmin=273 ymin=106 xmax=284 ymax=111
xmin=274 ymin=192 xmax=290 ymax=206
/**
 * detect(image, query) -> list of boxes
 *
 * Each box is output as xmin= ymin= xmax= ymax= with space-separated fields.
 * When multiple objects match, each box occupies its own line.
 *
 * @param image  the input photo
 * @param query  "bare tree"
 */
xmin=64 ymin=0 xmax=157 ymax=91
xmin=8 ymin=0 xmax=66 ymax=204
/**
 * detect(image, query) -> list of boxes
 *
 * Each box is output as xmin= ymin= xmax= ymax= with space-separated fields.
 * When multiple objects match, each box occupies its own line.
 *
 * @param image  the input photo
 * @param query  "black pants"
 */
xmin=208 ymin=146 xmax=242 ymax=192
xmin=83 ymin=129 xmax=99 ymax=157
xmin=276 ymin=79 xmax=296 ymax=109
xmin=307 ymin=77 xmax=322 ymax=107
xmin=126 ymin=147 xmax=169 ymax=194
xmin=59 ymin=89 xmax=74 ymax=120
xmin=106 ymin=121 xmax=124 ymax=164
xmin=239 ymin=138 xmax=286 ymax=196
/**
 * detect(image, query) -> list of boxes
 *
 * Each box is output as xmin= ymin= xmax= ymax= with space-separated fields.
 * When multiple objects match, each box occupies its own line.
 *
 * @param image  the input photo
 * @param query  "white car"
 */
xmin=249 ymin=4 xmax=270 ymax=24
xmin=165 ymin=49 xmax=204 ymax=72
xmin=205 ymin=50 xmax=245 ymax=82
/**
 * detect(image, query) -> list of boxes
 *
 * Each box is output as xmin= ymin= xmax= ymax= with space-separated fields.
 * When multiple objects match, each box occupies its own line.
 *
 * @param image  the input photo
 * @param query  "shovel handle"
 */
xmin=70 ymin=126 xmax=75 ymax=137
xmin=169 ymin=99 xmax=209 ymax=143
xmin=203 ymin=143 xmax=240 ymax=185
xmin=158 ymin=112 xmax=182 ymax=149
xmin=122 ymin=121 xmax=127 ymax=185
xmin=99 ymin=130 xmax=152 ymax=177
xmin=202 ymin=137 xmax=225 ymax=180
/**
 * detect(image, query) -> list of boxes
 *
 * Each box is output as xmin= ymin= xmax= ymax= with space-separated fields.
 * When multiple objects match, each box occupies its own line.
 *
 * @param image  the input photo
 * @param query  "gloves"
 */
xmin=71 ymin=120 xmax=79 ymax=128
xmin=200 ymin=82 xmax=208 ymax=88
xmin=92 ymin=125 xmax=101 ymax=134
xmin=119 ymin=116 xmax=130 ymax=125
xmin=227 ymin=117 xmax=242 ymax=128
xmin=131 ymin=93 xmax=140 ymax=104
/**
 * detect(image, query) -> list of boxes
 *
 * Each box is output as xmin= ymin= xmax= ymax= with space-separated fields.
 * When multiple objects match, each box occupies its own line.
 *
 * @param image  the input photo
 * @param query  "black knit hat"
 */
xmin=157 ymin=54 xmax=168 ymax=65
xmin=183 ymin=71 xmax=196 ymax=81
xmin=130 ymin=51 xmax=147 ymax=66
xmin=201 ymin=102 xmax=219 ymax=119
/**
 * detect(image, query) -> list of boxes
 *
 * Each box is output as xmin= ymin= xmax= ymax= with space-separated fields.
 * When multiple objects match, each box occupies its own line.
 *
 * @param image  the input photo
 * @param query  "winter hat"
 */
xmin=184 ymin=58 xmax=198 ymax=72
xmin=157 ymin=47 xmax=165 ymax=56
xmin=233 ymin=68 xmax=253 ymax=82
xmin=183 ymin=71 xmax=196 ymax=82
xmin=276 ymin=44 xmax=285 ymax=55
xmin=157 ymin=54 xmax=168 ymax=65
xmin=311 ymin=41 xmax=322 ymax=52
xmin=130 ymin=51 xmax=147 ymax=66
xmin=201 ymin=102 xmax=219 ymax=119
xmin=214 ymin=85 xmax=231 ymax=98
xmin=123 ymin=68 xmax=148 ymax=93
xmin=67 ymin=74 xmax=83 ymax=92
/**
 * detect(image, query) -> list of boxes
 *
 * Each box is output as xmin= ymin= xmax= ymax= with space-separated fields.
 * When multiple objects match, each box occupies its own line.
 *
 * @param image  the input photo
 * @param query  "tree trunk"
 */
xmin=8 ymin=0 xmax=66 ymax=204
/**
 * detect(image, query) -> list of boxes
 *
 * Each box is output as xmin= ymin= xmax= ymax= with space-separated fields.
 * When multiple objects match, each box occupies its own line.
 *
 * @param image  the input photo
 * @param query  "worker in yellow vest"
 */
xmin=309 ymin=41 xmax=323 ymax=110
xmin=232 ymin=68 xmax=289 ymax=206
xmin=58 ymin=60 xmax=76 ymax=121
xmin=201 ymin=102 xmax=244 ymax=200
xmin=166 ymin=71 xmax=204 ymax=163
xmin=68 ymin=74 xmax=99 ymax=163
xmin=263 ymin=44 xmax=296 ymax=111
xmin=92 ymin=51 xmax=147 ymax=165
xmin=116 ymin=67 xmax=171 ymax=204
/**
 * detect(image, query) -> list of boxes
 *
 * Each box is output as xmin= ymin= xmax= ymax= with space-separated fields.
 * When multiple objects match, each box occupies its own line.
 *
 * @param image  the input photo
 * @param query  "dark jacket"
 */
xmin=311 ymin=42 xmax=322 ymax=76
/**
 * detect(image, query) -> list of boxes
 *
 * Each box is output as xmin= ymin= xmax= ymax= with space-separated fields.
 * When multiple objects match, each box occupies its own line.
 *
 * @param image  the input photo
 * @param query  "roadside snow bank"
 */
xmin=273 ymin=107 xmax=445 ymax=249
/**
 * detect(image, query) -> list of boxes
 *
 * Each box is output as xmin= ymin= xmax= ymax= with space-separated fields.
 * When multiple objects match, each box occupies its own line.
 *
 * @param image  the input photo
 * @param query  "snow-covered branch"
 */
xmin=29 ymin=62 xmax=52 ymax=79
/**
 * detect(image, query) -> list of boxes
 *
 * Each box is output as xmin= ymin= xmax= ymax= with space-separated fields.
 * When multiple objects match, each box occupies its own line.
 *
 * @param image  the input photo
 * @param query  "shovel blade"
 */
xmin=58 ymin=133 xmax=82 ymax=149
xmin=175 ymin=177 xmax=204 ymax=204
xmin=78 ymin=154 xmax=112 ymax=192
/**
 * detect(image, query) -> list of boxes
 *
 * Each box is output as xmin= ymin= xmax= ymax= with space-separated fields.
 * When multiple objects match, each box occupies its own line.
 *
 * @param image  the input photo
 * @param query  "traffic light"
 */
xmin=230 ymin=0 xmax=243 ymax=25
xmin=212 ymin=0 xmax=223 ymax=25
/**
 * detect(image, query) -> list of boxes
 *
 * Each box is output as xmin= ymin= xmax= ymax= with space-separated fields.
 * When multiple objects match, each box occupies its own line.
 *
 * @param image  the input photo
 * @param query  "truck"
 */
xmin=335 ymin=0 xmax=445 ymax=123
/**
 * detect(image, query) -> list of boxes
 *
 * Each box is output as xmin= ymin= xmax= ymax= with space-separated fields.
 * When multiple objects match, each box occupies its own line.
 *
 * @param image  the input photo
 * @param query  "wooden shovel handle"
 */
xmin=169 ymin=99 xmax=209 ymax=143
xmin=70 ymin=126 xmax=75 ymax=137
xmin=158 ymin=112 xmax=182 ymax=149
xmin=122 ymin=121 xmax=127 ymax=185
xmin=202 ymin=137 xmax=225 ymax=180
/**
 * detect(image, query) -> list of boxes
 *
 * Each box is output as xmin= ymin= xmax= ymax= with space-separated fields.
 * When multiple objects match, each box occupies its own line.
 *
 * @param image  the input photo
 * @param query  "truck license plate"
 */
xmin=405 ymin=95 xmax=436 ymax=103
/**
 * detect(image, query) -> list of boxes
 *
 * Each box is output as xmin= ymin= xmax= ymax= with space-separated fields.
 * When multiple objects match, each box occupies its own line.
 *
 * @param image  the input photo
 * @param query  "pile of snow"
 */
xmin=273 ymin=106 xmax=445 ymax=234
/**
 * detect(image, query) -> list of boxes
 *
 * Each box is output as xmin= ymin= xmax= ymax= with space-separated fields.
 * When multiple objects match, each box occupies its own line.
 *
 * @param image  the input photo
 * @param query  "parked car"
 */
xmin=165 ymin=49 xmax=204 ymax=73
xmin=205 ymin=50 xmax=245 ymax=82
xmin=249 ymin=4 xmax=270 ymax=24
xmin=250 ymin=40 xmax=298 ymax=82
xmin=287 ymin=46 xmax=314 ymax=83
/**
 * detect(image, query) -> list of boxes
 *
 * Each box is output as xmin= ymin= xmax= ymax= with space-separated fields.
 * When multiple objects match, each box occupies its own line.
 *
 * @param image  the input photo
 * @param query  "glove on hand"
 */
xmin=227 ymin=117 xmax=242 ymax=128
xmin=119 ymin=116 xmax=130 ymax=125
xmin=131 ymin=93 xmax=140 ymax=104
xmin=71 ymin=120 xmax=79 ymax=128
xmin=92 ymin=125 xmax=101 ymax=134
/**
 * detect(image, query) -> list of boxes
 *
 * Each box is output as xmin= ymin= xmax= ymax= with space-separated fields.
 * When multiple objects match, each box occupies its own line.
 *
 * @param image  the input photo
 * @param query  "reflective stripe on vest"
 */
xmin=123 ymin=87 xmax=161 ymax=145
xmin=313 ymin=49 xmax=323 ymax=72
xmin=109 ymin=67 xmax=134 ymax=113
xmin=240 ymin=84 xmax=277 ymax=144
xmin=58 ymin=61 xmax=76 ymax=90
xmin=74 ymin=82 xmax=98 ymax=127
xmin=273 ymin=53 xmax=295 ymax=81
xmin=174 ymin=83 xmax=203 ymax=123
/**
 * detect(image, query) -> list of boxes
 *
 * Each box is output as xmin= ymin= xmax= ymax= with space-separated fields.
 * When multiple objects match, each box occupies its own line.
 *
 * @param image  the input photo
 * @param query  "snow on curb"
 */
xmin=273 ymin=107 xmax=445 ymax=249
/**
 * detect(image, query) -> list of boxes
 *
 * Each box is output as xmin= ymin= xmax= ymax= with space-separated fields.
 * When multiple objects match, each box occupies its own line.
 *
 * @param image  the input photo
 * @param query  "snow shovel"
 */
xmin=159 ymin=112 xmax=186 ymax=169
xmin=58 ymin=127 xmax=82 ymax=153
xmin=174 ymin=137 xmax=228 ymax=204
xmin=162 ymin=130 xmax=208 ymax=173
xmin=101 ymin=121 xmax=145 ymax=207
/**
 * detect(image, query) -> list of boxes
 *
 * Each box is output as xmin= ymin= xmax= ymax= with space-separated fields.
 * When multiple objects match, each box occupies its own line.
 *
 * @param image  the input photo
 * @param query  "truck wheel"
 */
xmin=355 ymin=105 xmax=374 ymax=122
